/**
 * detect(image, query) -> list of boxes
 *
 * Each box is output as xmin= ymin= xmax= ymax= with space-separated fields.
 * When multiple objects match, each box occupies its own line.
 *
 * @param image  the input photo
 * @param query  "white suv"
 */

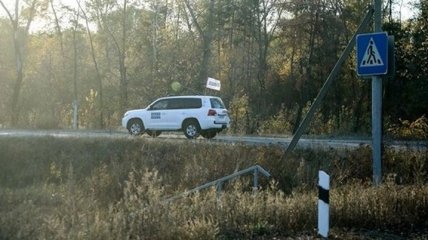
xmin=122 ymin=95 xmax=230 ymax=139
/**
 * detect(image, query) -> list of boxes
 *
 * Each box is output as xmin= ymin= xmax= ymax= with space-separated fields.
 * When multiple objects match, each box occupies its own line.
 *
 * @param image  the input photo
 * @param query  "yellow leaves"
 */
xmin=85 ymin=88 xmax=98 ymax=103
xmin=387 ymin=115 xmax=428 ymax=139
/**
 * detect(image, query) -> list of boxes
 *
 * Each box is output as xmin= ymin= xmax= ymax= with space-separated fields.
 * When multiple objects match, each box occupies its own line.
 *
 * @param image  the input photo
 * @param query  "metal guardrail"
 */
xmin=164 ymin=165 xmax=271 ymax=202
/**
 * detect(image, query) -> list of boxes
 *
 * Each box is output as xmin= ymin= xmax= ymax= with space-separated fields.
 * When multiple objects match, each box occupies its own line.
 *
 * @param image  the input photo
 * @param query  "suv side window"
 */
xmin=168 ymin=98 xmax=202 ymax=109
xmin=150 ymin=99 xmax=169 ymax=110
xmin=210 ymin=98 xmax=225 ymax=109
xmin=167 ymin=99 xmax=181 ymax=109
xmin=182 ymin=98 xmax=202 ymax=109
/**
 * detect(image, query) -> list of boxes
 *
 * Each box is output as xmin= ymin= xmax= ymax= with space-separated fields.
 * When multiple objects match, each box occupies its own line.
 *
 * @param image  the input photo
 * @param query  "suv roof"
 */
xmin=155 ymin=95 xmax=220 ymax=99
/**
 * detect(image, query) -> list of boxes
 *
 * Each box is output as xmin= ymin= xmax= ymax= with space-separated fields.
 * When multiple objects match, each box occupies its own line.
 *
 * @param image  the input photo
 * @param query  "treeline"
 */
xmin=0 ymin=0 xmax=427 ymax=136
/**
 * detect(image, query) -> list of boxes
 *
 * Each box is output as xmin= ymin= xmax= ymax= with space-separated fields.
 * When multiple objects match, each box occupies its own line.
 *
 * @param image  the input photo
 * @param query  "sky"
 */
xmin=394 ymin=0 xmax=420 ymax=19
xmin=0 ymin=0 xmax=421 ymax=31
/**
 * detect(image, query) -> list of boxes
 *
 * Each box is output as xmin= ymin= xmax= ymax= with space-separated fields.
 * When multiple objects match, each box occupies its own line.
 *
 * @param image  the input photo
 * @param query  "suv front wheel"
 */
xmin=127 ymin=119 xmax=144 ymax=136
xmin=183 ymin=120 xmax=201 ymax=139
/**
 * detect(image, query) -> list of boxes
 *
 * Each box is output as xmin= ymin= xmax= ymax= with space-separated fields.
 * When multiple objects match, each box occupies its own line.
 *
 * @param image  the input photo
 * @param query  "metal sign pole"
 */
xmin=372 ymin=0 xmax=382 ymax=186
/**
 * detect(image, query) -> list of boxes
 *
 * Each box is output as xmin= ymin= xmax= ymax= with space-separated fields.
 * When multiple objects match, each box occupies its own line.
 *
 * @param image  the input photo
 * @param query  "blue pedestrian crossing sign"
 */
xmin=356 ymin=32 xmax=388 ymax=76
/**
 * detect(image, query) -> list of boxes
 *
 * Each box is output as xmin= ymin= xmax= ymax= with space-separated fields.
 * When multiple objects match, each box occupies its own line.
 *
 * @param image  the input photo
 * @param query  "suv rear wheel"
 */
xmin=127 ymin=119 xmax=144 ymax=136
xmin=183 ymin=120 xmax=201 ymax=139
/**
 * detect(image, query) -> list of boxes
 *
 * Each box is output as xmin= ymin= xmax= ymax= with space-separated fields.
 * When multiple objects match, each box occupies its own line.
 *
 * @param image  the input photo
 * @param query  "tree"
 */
xmin=77 ymin=0 xmax=104 ymax=128
xmin=72 ymin=6 xmax=81 ymax=129
xmin=0 ymin=19 xmax=15 ymax=125
xmin=386 ymin=0 xmax=428 ymax=121
xmin=87 ymin=0 xmax=131 ymax=111
xmin=183 ymin=0 xmax=216 ymax=92
xmin=0 ymin=0 xmax=39 ymax=126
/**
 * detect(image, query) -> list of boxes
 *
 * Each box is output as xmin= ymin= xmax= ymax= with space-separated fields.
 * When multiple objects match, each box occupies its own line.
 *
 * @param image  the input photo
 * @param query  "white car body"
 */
xmin=122 ymin=95 xmax=230 ymax=139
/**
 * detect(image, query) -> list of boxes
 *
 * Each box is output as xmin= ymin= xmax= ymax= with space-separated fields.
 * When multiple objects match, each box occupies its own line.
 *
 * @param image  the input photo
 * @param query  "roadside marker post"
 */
xmin=318 ymin=171 xmax=330 ymax=239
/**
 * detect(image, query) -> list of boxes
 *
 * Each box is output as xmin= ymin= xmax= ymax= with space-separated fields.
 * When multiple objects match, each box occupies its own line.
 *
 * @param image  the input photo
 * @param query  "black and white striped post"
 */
xmin=318 ymin=171 xmax=330 ymax=239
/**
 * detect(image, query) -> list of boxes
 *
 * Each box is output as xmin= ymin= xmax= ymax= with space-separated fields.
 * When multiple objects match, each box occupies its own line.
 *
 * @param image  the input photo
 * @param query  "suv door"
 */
xmin=145 ymin=99 xmax=169 ymax=129
xmin=146 ymin=98 xmax=189 ymax=130
xmin=161 ymin=98 xmax=183 ymax=129
xmin=166 ymin=98 xmax=202 ymax=129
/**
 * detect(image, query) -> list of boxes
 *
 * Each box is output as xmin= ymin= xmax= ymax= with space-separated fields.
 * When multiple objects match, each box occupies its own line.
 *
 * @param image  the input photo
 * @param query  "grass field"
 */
xmin=0 ymin=136 xmax=427 ymax=239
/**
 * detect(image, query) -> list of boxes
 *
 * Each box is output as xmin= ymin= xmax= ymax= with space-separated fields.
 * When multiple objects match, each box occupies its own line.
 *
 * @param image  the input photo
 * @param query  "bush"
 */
xmin=387 ymin=115 xmax=428 ymax=140
xmin=258 ymin=106 xmax=293 ymax=135
xmin=229 ymin=93 xmax=253 ymax=134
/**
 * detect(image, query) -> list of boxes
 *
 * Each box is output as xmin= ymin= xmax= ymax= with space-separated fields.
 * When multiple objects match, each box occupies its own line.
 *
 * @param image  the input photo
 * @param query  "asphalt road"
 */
xmin=0 ymin=129 xmax=426 ymax=151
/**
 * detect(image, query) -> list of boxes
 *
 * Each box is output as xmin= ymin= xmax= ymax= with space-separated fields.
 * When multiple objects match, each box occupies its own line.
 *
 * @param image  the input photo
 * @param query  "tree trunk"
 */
xmin=184 ymin=0 xmax=215 ymax=92
xmin=50 ymin=0 xmax=65 ymax=70
xmin=1 ymin=0 xmax=37 ymax=126
xmin=10 ymin=49 xmax=23 ymax=125
xmin=119 ymin=0 xmax=128 ymax=110
xmin=292 ymin=3 xmax=319 ymax=134
xmin=119 ymin=58 xmax=128 ymax=111
xmin=78 ymin=2 xmax=104 ymax=128
xmin=72 ymin=9 xmax=80 ymax=129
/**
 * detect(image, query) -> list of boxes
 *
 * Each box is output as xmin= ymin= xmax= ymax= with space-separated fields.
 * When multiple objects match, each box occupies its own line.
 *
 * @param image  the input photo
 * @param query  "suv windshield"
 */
xmin=210 ymin=98 xmax=225 ymax=109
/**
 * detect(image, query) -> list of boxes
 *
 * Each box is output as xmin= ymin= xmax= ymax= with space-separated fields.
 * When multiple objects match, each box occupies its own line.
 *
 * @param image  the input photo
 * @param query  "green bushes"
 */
xmin=0 ymin=136 xmax=427 ymax=239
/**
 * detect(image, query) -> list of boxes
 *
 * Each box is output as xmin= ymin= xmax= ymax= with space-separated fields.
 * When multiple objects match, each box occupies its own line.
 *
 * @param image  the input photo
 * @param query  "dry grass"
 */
xmin=0 ymin=136 xmax=427 ymax=239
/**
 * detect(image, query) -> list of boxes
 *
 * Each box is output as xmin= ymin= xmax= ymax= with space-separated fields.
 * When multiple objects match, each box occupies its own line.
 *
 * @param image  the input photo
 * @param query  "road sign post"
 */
xmin=355 ymin=1 xmax=385 ymax=186
xmin=356 ymin=31 xmax=386 ymax=186
xmin=372 ymin=0 xmax=383 ymax=186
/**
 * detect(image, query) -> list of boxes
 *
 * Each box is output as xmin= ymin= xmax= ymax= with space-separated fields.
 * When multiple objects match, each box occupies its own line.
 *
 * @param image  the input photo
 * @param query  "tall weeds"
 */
xmin=0 ymin=136 xmax=427 ymax=239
